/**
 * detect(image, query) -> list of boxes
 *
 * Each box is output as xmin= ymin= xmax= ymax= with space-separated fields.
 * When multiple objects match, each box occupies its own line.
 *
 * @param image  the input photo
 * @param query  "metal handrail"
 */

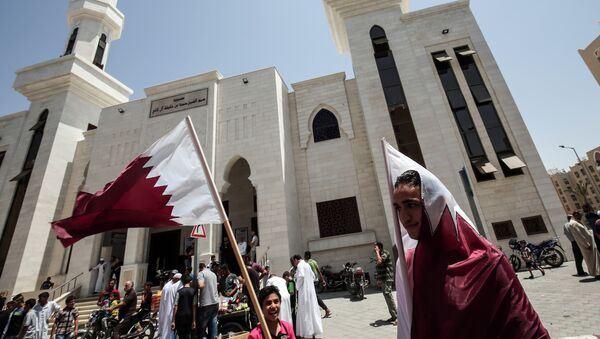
xmin=50 ymin=271 xmax=84 ymax=300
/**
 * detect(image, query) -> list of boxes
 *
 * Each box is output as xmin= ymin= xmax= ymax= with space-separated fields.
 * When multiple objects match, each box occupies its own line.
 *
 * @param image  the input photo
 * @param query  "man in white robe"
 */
xmin=158 ymin=273 xmax=182 ymax=339
xmin=266 ymin=274 xmax=293 ymax=324
xmin=90 ymin=258 xmax=107 ymax=293
xmin=292 ymin=255 xmax=322 ymax=338
xmin=569 ymin=211 xmax=600 ymax=277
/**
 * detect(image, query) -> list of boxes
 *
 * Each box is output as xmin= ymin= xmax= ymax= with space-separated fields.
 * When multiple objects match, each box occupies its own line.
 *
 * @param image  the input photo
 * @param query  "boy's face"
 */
xmin=393 ymin=183 xmax=423 ymax=240
xmin=67 ymin=299 xmax=75 ymax=308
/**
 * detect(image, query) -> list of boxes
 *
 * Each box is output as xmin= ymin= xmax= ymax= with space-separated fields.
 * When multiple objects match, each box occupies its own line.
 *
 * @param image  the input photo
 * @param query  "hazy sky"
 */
xmin=0 ymin=1 xmax=598 ymax=171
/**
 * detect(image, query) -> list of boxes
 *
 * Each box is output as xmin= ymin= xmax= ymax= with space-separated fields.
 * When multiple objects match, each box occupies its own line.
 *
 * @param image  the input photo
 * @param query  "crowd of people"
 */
xmin=155 ymin=250 xmax=332 ymax=339
xmin=0 ymin=291 xmax=76 ymax=339
xmin=563 ymin=204 xmax=600 ymax=279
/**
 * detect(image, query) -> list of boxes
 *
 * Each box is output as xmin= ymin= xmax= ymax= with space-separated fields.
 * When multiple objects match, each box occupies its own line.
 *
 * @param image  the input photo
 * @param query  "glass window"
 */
xmin=0 ymin=151 xmax=5 ymax=169
xmin=522 ymin=215 xmax=548 ymax=235
xmin=574 ymin=172 xmax=580 ymax=178
xmin=446 ymin=89 xmax=467 ymax=109
xmin=316 ymin=197 xmax=362 ymax=237
xmin=64 ymin=27 xmax=78 ymax=56
xmin=470 ymin=84 xmax=492 ymax=104
xmin=93 ymin=34 xmax=107 ymax=68
xmin=312 ymin=109 xmax=340 ymax=142
xmin=491 ymin=220 xmax=517 ymax=240
xmin=372 ymin=26 xmax=424 ymax=166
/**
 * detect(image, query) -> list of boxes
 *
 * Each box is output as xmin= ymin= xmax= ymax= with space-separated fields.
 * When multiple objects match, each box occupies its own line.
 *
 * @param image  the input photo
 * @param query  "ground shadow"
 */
xmin=579 ymin=277 xmax=599 ymax=283
xmin=370 ymin=319 xmax=394 ymax=328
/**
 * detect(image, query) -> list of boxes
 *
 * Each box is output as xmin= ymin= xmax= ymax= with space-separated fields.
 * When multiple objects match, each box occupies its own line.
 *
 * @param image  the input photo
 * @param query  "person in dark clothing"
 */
xmin=0 ymin=301 xmax=16 ymax=336
xmin=110 ymin=281 xmax=137 ymax=339
xmin=220 ymin=237 xmax=237 ymax=275
xmin=243 ymin=257 xmax=261 ymax=328
xmin=2 ymin=295 xmax=25 ymax=339
xmin=172 ymin=276 xmax=195 ymax=339
xmin=564 ymin=215 xmax=587 ymax=276
xmin=40 ymin=277 xmax=55 ymax=290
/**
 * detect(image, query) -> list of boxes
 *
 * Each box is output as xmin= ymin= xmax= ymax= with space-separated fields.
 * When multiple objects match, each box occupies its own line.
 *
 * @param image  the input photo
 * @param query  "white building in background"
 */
xmin=0 ymin=0 xmax=566 ymax=295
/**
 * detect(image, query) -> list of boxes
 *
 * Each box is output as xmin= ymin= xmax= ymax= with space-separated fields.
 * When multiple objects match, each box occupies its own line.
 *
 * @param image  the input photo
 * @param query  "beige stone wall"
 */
xmin=579 ymin=35 xmax=600 ymax=86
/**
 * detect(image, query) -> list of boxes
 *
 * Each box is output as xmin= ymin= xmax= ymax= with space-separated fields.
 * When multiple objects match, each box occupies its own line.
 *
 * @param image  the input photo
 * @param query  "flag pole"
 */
xmin=185 ymin=116 xmax=271 ymax=339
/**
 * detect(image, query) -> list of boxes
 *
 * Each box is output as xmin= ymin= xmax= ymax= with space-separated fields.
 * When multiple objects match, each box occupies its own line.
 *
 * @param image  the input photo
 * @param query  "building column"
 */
xmin=119 ymin=228 xmax=148 ymax=291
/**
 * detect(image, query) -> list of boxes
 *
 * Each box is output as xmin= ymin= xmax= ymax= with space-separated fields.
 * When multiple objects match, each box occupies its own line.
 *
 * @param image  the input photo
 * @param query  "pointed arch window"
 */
xmin=0 ymin=110 xmax=48 ymax=276
xmin=312 ymin=109 xmax=340 ymax=142
xmin=64 ymin=27 xmax=78 ymax=56
xmin=93 ymin=34 xmax=107 ymax=69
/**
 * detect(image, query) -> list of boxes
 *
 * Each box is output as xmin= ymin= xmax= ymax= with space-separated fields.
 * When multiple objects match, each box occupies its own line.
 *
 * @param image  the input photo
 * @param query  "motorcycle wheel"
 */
xmin=509 ymin=254 xmax=521 ymax=272
xmin=543 ymin=248 xmax=564 ymax=268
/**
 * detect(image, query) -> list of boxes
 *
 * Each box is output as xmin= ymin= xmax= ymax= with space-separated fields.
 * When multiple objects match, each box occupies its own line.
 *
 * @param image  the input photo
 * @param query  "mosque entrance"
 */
xmin=147 ymin=229 xmax=181 ymax=283
xmin=220 ymin=158 xmax=257 ymax=271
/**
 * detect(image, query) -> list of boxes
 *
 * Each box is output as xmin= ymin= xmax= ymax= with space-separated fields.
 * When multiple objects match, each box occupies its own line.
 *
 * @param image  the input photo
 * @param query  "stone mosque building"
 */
xmin=0 ymin=0 xmax=566 ymax=295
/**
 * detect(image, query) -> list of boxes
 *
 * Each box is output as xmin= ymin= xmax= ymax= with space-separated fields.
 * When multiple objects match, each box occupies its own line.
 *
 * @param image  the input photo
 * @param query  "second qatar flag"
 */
xmin=52 ymin=119 xmax=224 ymax=247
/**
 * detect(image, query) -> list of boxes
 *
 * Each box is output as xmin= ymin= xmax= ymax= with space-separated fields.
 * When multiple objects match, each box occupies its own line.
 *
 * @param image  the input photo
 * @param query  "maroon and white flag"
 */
xmin=52 ymin=120 xmax=224 ymax=247
xmin=382 ymin=139 xmax=548 ymax=339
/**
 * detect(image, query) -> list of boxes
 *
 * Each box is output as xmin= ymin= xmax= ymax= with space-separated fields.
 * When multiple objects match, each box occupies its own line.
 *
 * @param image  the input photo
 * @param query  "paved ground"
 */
xmin=316 ymin=262 xmax=599 ymax=338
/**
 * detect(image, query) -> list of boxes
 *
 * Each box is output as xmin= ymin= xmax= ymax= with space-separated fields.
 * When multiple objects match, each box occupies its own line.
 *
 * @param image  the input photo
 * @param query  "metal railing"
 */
xmin=50 ymin=272 xmax=84 ymax=300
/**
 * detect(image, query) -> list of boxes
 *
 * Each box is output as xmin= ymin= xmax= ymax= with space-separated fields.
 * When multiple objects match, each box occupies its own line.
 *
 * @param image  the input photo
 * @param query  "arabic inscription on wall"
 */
xmin=149 ymin=88 xmax=208 ymax=118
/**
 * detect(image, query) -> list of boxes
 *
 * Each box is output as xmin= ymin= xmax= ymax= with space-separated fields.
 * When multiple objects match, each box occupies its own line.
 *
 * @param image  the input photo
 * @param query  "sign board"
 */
xmin=190 ymin=225 xmax=207 ymax=238
xmin=150 ymin=88 xmax=208 ymax=118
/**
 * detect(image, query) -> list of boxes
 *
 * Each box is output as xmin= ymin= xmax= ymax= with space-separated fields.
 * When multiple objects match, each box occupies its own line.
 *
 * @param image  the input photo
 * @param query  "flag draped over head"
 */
xmin=382 ymin=139 xmax=548 ymax=339
xmin=52 ymin=119 xmax=224 ymax=247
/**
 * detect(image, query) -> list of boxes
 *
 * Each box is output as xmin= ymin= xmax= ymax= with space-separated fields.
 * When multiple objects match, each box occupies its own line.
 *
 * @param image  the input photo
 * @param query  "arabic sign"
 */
xmin=150 ymin=88 xmax=208 ymax=118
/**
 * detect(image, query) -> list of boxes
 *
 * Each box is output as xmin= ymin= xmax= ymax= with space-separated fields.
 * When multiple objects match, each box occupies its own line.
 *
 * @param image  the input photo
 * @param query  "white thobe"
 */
xmin=266 ymin=276 xmax=293 ymax=324
xmin=158 ymin=280 xmax=181 ymax=339
xmin=295 ymin=260 xmax=323 ymax=337
xmin=33 ymin=301 xmax=60 ymax=339
xmin=91 ymin=262 xmax=106 ymax=293
xmin=569 ymin=219 xmax=600 ymax=275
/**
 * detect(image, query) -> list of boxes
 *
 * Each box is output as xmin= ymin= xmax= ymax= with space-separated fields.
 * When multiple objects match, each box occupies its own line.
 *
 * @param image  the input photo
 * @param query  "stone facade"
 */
xmin=579 ymin=34 xmax=600 ymax=86
xmin=0 ymin=0 xmax=567 ymax=295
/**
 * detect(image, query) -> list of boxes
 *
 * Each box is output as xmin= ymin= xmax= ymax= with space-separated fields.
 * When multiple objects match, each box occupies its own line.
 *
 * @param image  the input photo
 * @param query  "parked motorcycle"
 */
xmin=77 ymin=308 xmax=155 ymax=339
xmin=342 ymin=262 xmax=369 ymax=300
xmin=320 ymin=265 xmax=345 ymax=293
xmin=508 ymin=238 xmax=565 ymax=272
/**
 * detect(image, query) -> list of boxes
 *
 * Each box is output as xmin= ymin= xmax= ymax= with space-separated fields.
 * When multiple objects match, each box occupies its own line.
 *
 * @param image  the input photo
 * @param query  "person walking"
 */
xmin=158 ymin=273 xmax=182 ymax=339
xmin=568 ymin=211 xmax=600 ymax=279
xmin=374 ymin=242 xmax=397 ymax=325
xmin=18 ymin=299 xmax=38 ymax=339
xmin=291 ymin=254 xmax=322 ymax=339
xmin=50 ymin=296 xmax=78 ymax=339
xmin=171 ymin=276 xmax=195 ymax=339
xmin=196 ymin=263 xmax=219 ymax=339
xmin=564 ymin=215 xmax=587 ymax=276
xmin=519 ymin=240 xmax=545 ymax=279
xmin=89 ymin=258 xmax=108 ymax=294
xmin=33 ymin=292 xmax=61 ymax=339
xmin=303 ymin=251 xmax=331 ymax=318
xmin=2 ymin=295 xmax=26 ymax=339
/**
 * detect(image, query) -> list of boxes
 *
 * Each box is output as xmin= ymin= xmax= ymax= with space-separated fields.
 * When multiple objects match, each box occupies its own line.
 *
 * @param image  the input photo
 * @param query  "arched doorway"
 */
xmin=221 ymin=158 xmax=257 ymax=273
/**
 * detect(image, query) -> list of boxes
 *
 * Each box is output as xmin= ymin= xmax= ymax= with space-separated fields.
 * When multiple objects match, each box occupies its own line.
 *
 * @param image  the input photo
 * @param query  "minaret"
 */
xmin=0 ymin=0 xmax=132 ymax=294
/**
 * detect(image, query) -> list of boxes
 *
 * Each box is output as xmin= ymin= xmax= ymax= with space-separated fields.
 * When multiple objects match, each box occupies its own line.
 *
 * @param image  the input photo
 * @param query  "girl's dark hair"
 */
xmin=292 ymin=254 xmax=302 ymax=261
xmin=258 ymin=286 xmax=281 ymax=307
xmin=394 ymin=170 xmax=421 ymax=188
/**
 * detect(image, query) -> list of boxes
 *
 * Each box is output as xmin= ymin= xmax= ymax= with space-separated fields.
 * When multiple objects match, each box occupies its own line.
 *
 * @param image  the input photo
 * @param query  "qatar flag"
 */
xmin=52 ymin=119 xmax=224 ymax=247
xmin=381 ymin=139 xmax=548 ymax=339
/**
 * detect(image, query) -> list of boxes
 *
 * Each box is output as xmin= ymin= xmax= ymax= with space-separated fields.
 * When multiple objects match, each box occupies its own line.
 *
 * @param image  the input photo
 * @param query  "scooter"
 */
xmin=342 ymin=262 xmax=369 ymax=300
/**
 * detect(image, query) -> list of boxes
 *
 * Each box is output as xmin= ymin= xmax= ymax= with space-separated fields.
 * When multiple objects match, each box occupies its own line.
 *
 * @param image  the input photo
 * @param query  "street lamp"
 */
xmin=559 ymin=145 xmax=600 ymax=207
